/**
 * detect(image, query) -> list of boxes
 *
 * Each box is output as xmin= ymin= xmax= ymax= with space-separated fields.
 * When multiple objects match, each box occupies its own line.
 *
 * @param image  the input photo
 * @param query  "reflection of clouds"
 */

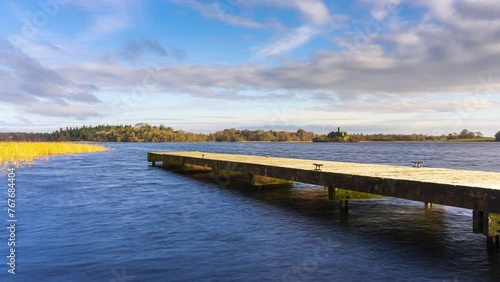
xmin=281 ymin=235 xmax=341 ymax=282
xmin=110 ymin=267 xmax=136 ymax=282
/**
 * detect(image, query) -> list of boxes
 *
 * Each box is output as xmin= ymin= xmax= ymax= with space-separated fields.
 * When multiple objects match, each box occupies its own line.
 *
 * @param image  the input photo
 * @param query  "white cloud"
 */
xmin=170 ymin=0 xmax=264 ymax=28
xmin=69 ymin=0 xmax=141 ymax=41
xmin=255 ymin=26 xmax=318 ymax=58
xmin=173 ymin=0 xmax=334 ymax=57
xmin=290 ymin=0 xmax=331 ymax=25
xmin=78 ymin=13 xmax=131 ymax=41
xmin=252 ymin=0 xmax=333 ymax=57
xmin=24 ymin=103 xmax=103 ymax=119
xmin=361 ymin=0 xmax=401 ymax=21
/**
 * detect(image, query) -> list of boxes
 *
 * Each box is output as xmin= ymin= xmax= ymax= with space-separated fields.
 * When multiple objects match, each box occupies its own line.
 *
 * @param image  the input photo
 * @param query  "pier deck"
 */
xmin=148 ymin=151 xmax=500 ymax=250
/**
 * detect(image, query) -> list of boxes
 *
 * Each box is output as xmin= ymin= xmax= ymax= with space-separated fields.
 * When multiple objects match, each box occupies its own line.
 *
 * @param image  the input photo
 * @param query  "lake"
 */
xmin=3 ymin=142 xmax=500 ymax=281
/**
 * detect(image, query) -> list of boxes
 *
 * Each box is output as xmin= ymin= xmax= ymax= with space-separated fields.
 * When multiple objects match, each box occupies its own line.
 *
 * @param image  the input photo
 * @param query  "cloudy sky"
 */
xmin=1 ymin=0 xmax=499 ymax=135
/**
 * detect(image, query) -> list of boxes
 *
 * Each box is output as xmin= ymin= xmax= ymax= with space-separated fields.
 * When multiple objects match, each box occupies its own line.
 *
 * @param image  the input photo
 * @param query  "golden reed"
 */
xmin=0 ymin=142 xmax=107 ymax=168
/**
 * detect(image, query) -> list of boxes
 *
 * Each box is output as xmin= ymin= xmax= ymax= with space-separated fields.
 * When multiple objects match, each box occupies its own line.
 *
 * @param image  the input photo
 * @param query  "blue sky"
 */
xmin=1 ymin=0 xmax=499 ymax=135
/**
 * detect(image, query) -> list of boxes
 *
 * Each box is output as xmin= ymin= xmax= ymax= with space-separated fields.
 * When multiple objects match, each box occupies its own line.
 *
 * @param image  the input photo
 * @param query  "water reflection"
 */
xmin=158 ymin=164 xmax=500 ymax=280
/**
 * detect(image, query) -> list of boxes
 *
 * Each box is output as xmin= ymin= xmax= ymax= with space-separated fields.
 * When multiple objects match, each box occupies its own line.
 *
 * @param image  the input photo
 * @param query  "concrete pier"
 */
xmin=148 ymin=151 xmax=500 ymax=251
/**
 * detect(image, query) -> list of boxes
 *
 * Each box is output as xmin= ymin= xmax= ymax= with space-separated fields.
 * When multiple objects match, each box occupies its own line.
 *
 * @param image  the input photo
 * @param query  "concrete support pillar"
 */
xmin=473 ymin=210 xmax=484 ymax=234
xmin=340 ymin=200 xmax=349 ymax=213
xmin=487 ymin=236 xmax=499 ymax=253
xmin=473 ymin=210 xmax=500 ymax=253
xmin=328 ymin=185 xmax=335 ymax=200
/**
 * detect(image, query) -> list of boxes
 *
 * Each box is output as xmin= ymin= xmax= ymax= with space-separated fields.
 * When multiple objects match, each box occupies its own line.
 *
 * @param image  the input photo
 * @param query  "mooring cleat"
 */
xmin=412 ymin=161 xmax=423 ymax=168
xmin=314 ymin=163 xmax=323 ymax=171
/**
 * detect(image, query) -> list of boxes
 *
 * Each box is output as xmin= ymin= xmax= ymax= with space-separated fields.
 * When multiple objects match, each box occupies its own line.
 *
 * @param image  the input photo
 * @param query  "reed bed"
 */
xmin=0 ymin=142 xmax=107 ymax=168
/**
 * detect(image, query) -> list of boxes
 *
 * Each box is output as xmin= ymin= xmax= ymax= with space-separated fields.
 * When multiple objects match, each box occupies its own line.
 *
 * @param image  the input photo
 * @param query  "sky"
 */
xmin=0 ymin=0 xmax=499 ymax=135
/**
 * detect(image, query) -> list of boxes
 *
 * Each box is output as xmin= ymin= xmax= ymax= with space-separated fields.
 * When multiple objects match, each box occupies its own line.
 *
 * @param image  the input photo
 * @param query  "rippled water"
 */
xmin=3 ymin=142 xmax=500 ymax=281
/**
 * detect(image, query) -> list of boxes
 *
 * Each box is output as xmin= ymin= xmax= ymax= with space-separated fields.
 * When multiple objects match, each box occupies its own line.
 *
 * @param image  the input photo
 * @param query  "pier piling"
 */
xmin=340 ymin=200 xmax=349 ymax=213
xmin=487 ymin=236 xmax=499 ymax=252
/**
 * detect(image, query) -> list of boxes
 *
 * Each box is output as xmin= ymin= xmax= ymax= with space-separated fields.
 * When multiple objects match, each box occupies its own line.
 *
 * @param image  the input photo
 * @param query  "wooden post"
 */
xmin=152 ymin=161 xmax=156 ymax=166
xmin=425 ymin=202 xmax=432 ymax=208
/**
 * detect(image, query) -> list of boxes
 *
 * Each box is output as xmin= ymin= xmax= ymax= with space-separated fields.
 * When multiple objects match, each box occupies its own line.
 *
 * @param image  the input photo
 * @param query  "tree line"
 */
xmin=446 ymin=129 xmax=484 ymax=140
xmin=0 ymin=124 xmax=498 ymax=142
xmin=0 ymin=124 xmax=315 ymax=142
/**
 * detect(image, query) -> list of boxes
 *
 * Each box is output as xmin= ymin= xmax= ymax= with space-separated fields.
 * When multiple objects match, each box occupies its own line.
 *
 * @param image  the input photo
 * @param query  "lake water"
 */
xmin=3 ymin=142 xmax=500 ymax=281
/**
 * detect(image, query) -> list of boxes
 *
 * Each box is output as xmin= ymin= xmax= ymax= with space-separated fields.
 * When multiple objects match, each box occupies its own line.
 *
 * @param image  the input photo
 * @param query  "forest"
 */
xmin=0 ymin=124 xmax=497 ymax=143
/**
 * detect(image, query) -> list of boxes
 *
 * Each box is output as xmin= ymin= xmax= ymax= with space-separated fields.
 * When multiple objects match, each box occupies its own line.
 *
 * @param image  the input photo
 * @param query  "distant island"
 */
xmin=0 ymin=124 xmax=499 ymax=143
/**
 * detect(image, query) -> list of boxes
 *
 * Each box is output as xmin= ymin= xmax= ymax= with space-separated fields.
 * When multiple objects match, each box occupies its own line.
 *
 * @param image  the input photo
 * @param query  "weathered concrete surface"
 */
xmin=148 ymin=151 xmax=500 ymax=213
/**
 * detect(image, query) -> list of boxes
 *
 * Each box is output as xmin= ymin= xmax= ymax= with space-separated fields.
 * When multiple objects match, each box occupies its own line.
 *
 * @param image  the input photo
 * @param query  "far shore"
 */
xmin=356 ymin=138 xmax=496 ymax=143
xmin=1 ymin=139 xmax=497 ymax=143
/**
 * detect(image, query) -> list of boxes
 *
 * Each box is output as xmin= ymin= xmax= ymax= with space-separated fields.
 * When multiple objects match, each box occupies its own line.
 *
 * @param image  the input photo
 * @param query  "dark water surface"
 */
xmin=3 ymin=142 xmax=500 ymax=281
